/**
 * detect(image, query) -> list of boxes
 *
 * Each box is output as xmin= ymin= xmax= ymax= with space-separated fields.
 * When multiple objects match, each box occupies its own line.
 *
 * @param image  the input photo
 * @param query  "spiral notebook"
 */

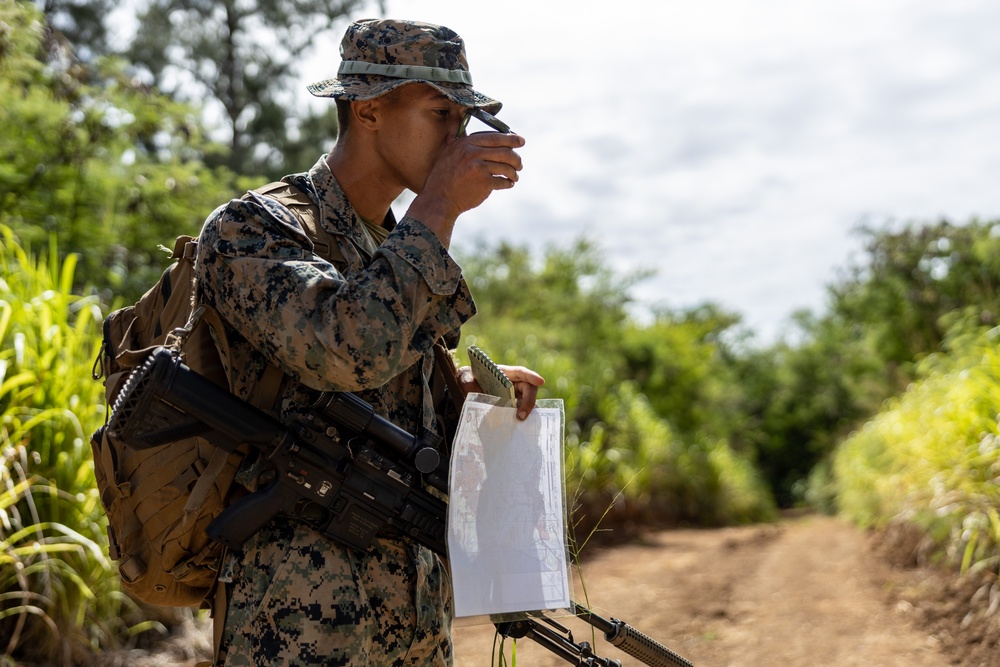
xmin=467 ymin=346 xmax=516 ymax=405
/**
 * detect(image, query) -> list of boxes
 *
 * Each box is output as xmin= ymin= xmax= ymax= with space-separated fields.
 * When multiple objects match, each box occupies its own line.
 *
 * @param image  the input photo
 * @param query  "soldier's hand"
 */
xmin=432 ymin=131 xmax=524 ymax=206
xmin=407 ymin=132 xmax=524 ymax=245
xmin=500 ymin=364 xmax=544 ymax=420
xmin=456 ymin=364 xmax=545 ymax=421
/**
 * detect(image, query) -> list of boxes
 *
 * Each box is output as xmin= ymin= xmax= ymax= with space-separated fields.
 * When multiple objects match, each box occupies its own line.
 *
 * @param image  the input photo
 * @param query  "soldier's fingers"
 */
xmin=514 ymin=381 xmax=540 ymax=421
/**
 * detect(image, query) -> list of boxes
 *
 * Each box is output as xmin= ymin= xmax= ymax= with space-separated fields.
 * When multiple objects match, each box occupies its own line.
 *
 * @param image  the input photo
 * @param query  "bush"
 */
xmin=833 ymin=322 xmax=1000 ymax=575
xmin=458 ymin=241 xmax=777 ymax=543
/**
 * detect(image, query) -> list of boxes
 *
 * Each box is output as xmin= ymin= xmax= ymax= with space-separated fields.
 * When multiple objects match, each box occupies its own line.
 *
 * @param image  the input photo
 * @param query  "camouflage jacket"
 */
xmin=195 ymin=154 xmax=476 ymax=439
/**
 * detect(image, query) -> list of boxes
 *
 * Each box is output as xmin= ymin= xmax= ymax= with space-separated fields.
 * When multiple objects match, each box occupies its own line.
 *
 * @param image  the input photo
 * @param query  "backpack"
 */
xmin=90 ymin=182 xmax=326 ymax=608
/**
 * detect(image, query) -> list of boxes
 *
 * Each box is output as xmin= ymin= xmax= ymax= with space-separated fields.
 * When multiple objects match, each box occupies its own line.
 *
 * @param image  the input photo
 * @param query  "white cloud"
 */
xmin=308 ymin=0 xmax=1000 ymax=340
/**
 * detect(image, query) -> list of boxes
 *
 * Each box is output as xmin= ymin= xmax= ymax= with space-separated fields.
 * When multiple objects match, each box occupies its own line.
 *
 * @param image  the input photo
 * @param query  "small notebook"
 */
xmin=467 ymin=346 xmax=516 ymax=405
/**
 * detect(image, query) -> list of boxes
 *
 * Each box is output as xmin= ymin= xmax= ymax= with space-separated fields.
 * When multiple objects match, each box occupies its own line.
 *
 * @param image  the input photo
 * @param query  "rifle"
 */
xmin=108 ymin=347 xmax=449 ymax=554
xmin=108 ymin=347 xmax=693 ymax=666
xmin=495 ymin=601 xmax=693 ymax=667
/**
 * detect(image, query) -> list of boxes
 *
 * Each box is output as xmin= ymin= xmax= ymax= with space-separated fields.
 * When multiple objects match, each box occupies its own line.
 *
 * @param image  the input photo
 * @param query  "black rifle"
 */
xmin=108 ymin=347 xmax=693 ymax=667
xmin=496 ymin=601 xmax=693 ymax=667
xmin=108 ymin=347 xmax=449 ymax=554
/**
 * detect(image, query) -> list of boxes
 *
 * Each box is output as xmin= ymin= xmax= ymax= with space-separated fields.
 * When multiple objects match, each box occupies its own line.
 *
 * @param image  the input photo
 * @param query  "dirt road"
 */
xmin=452 ymin=514 xmax=960 ymax=667
xmin=123 ymin=514 xmax=993 ymax=666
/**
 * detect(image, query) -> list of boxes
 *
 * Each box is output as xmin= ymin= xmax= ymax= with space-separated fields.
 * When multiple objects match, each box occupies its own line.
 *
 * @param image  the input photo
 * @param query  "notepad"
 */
xmin=467 ymin=346 xmax=516 ymax=405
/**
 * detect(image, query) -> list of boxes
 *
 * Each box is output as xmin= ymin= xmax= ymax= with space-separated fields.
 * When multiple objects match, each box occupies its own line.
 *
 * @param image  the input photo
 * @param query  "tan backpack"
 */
xmin=90 ymin=182 xmax=325 ymax=607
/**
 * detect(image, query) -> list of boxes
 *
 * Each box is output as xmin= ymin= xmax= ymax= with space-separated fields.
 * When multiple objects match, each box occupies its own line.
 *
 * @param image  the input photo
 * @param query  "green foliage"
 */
xmin=565 ymin=382 xmax=774 ymax=536
xmin=125 ymin=0 xmax=362 ymax=176
xmin=0 ymin=226 xmax=154 ymax=664
xmin=632 ymin=311 xmax=775 ymax=442
xmin=457 ymin=239 xmax=776 ymax=532
xmin=832 ymin=320 xmax=1000 ymax=575
xmin=832 ymin=219 xmax=1000 ymax=371
xmin=461 ymin=238 xmax=636 ymax=428
xmin=0 ymin=0 xmax=248 ymax=302
xmin=620 ymin=305 xmax=743 ymax=438
xmin=747 ymin=219 xmax=1000 ymax=506
xmin=743 ymin=311 xmax=885 ymax=505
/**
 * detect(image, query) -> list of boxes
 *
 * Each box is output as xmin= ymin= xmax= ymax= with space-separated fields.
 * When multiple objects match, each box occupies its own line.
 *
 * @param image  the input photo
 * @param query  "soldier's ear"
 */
xmin=352 ymin=98 xmax=381 ymax=131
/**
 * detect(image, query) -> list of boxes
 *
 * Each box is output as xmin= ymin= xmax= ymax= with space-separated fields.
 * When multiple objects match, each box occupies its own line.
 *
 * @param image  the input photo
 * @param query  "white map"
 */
xmin=448 ymin=394 xmax=571 ymax=618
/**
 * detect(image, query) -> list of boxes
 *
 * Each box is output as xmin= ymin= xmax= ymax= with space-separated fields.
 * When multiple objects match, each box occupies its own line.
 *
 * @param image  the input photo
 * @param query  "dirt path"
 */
xmin=121 ymin=514 xmax=986 ymax=666
xmin=452 ymin=514 xmax=955 ymax=667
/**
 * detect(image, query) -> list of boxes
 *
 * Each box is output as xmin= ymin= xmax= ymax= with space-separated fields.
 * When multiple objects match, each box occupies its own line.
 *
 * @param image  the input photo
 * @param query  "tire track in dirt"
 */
xmin=453 ymin=515 xmax=952 ymax=666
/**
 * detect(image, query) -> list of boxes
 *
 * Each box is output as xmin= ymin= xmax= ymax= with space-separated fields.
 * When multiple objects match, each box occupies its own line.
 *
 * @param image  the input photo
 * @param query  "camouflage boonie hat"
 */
xmin=307 ymin=18 xmax=501 ymax=114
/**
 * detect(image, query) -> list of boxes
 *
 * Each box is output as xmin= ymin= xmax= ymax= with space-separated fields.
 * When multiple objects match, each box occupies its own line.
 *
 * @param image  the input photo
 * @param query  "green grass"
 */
xmin=0 ymin=226 xmax=157 ymax=665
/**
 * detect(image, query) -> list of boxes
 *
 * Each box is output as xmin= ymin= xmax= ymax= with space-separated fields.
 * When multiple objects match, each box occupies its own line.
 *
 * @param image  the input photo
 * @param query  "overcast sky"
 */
xmin=302 ymin=1 xmax=1000 ymax=340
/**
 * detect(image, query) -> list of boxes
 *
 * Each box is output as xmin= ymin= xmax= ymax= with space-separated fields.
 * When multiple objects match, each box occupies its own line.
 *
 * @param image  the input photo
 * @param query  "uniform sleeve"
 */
xmin=195 ymin=196 xmax=476 ymax=392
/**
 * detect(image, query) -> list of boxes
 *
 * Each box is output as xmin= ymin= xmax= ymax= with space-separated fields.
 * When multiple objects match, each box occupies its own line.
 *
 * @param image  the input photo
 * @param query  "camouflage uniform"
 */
xmin=196 ymin=153 xmax=475 ymax=666
xmin=195 ymin=17 xmax=508 ymax=665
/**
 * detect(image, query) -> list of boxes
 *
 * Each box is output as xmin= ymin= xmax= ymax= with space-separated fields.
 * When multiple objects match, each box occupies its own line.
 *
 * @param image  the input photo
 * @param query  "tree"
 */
xmin=621 ymin=304 xmax=744 ymax=439
xmin=126 ymin=0 xmax=368 ymax=177
xmin=831 ymin=219 xmax=1000 ymax=374
xmin=36 ymin=0 xmax=116 ymax=61
xmin=744 ymin=310 xmax=883 ymax=505
xmin=752 ymin=218 xmax=1000 ymax=505
xmin=460 ymin=237 xmax=647 ymax=425
xmin=0 ymin=0 xmax=245 ymax=300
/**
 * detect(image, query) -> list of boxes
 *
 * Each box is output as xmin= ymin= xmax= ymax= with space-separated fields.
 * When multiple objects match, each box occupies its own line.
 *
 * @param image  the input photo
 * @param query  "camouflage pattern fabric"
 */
xmin=195 ymin=154 xmax=474 ymax=665
xmin=219 ymin=522 xmax=452 ymax=667
xmin=307 ymin=18 xmax=501 ymax=114
xmin=196 ymin=154 xmax=475 ymax=431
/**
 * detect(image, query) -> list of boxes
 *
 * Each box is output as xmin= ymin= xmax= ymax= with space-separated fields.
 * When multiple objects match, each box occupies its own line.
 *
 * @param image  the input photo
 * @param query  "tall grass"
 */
xmin=0 ymin=226 xmax=152 ymax=665
xmin=833 ymin=324 xmax=1000 ymax=576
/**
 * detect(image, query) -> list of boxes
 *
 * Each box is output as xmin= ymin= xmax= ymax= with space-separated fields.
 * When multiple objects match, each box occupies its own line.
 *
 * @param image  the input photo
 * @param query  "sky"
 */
xmin=308 ymin=1 xmax=998 ymax=340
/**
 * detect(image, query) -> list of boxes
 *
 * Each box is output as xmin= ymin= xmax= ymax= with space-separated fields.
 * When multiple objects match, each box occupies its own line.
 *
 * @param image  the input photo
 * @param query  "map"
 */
xmin=448 ymin=394 xmax=571 ymax=618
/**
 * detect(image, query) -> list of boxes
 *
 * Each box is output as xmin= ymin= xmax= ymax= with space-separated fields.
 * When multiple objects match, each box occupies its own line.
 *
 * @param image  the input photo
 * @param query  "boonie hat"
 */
xmin=307 ymin=18 xmax=501 ymax=114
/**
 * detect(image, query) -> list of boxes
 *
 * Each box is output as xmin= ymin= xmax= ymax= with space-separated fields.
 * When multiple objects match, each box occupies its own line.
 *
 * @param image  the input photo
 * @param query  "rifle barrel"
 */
xmin=573 ymin=602 xmax=693 ymax=667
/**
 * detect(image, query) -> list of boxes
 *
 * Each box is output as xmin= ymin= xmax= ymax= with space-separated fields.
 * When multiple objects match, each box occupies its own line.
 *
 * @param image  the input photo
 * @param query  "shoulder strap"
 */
xmin=433 ymin=341 xmax=465 ymax=414
xmin=254 ymin=182 xmax=465 ymax=414
xmin=253 ymin=181 xmax=346 ymax=266
xmin=241 ymin=180 xmax=348 ymax=413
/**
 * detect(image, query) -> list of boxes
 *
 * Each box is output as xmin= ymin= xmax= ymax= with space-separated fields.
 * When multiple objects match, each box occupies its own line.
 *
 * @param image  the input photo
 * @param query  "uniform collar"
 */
xmin=292 ymin=155 xmax=397 ymax=260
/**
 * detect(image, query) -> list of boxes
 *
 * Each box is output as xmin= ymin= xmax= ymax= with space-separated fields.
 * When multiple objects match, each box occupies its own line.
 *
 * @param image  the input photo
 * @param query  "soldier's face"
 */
xmin=372 ymin=84 xmax=466 ymax=193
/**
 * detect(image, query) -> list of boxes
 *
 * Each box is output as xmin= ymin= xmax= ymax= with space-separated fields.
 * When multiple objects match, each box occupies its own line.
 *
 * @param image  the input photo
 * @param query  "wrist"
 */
xmin=406 ymin=194 xmax=461 ymax=248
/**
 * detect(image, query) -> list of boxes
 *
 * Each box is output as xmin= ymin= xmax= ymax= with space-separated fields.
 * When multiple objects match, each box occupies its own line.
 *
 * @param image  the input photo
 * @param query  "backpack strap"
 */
xmin=251 ymin=363 xmax=286 ymax=412
xmin=253 ymin=180 xmax=348 ymax=267
xmin=245 ymin=180 xmax=339 ymax=413
xmin=433 ymin=341 xmax=465 ymax=414
xmin=257 ymin=183 xmax=467 ymax=425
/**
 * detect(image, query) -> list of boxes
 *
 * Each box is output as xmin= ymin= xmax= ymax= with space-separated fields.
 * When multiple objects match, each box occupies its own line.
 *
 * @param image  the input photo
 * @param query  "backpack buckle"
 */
xmin=164 ymin=305 xmax=209 ymax=350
